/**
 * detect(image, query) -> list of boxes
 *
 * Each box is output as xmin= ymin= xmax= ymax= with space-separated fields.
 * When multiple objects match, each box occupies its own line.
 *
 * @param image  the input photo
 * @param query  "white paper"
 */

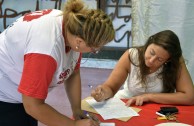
xmin=155 ymin=123 xmax=192 ymax=126
xmin=100 ymin=122 xmax=115 ymax=126
xmin=86 ymin=98 xmax=139 ymax=120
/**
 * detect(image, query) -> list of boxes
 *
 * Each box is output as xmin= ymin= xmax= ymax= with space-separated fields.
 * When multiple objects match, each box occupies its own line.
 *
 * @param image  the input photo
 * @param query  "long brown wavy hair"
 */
xmin=130 ymin=30 xmax=182 ymax=93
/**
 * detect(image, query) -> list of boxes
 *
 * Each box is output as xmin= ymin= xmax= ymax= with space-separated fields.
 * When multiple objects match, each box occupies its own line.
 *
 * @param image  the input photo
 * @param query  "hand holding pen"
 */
xmin=73 ymin=110 xmax=100 ymax=126
xmin=91 ymin=85 xmax=106 ymax=102
xmin=84 ymin=110 xmax=101 ymax=123
xmin=91 ymin=84 xmax=114 ymax=102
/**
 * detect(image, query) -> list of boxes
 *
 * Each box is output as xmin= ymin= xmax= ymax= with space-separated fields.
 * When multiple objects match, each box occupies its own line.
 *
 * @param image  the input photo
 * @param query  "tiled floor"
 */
xmin=38 ymin=67 xmax=113 ymax=126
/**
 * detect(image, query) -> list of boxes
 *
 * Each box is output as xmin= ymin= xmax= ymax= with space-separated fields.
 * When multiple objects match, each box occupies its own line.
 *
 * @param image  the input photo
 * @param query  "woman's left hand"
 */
xmin=73 ymin=109 xmax=100 ymax=123
xmin=125 ymin=94 xmax=151 ymax=106
xmin=73 ymin=109 xmax=87 ymax=120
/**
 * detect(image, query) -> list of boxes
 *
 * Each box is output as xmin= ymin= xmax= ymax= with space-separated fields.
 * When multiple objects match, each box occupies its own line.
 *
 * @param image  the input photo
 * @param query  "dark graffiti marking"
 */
xmin=0 ymin=0 xmax=63 ymax=33
xmin=0 ymin=0 xmax=131 ymax=48
xmin=97 ymin=0 xmax=131 ymax=47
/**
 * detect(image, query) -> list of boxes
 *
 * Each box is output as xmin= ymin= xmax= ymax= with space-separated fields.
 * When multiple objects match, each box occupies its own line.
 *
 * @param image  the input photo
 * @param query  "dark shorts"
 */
xmin=0 ymin=101 xmax=37 ymax=126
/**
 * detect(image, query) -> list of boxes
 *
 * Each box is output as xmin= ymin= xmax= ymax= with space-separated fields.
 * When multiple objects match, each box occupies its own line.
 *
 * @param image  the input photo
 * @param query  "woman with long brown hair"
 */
xmin=92 ymin=30 xmax=194 ymax=106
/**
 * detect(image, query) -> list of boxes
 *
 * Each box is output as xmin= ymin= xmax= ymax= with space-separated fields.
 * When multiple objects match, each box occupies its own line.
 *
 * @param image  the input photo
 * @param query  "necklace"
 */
xmin=71 ymin=52 xmax=94 ymax=65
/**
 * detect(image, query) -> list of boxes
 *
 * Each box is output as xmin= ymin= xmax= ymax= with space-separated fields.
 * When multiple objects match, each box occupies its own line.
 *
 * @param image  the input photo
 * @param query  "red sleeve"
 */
xmin=74 ymin=53 xmax=82 ymax=71
xmin=18 ymin=53 xmax=57 ymax=99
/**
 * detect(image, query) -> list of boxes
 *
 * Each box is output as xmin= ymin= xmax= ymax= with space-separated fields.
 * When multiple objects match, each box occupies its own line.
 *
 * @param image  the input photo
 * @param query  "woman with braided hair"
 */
xmin=0 ymin=0 xmax=115 ymax=126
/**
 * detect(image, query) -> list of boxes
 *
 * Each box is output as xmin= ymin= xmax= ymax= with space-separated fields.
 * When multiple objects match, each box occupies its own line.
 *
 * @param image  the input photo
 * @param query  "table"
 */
xmin=95 ymin=99 xmax=194 ymax=126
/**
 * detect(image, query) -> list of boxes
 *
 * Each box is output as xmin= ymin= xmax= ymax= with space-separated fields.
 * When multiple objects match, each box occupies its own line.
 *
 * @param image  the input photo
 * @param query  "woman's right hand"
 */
xmin=91 ymin=85 xmax=105 ymax=102
xmin=74 ymin=119 xmax=99 ymax=126
xmin=91 ymin=85 xmax=113 ymax=102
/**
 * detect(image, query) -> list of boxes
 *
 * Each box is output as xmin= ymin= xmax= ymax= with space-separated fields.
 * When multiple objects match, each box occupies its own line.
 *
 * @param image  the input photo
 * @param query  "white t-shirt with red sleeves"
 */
xmin=0 ymin=9 xmax=81 ymax=103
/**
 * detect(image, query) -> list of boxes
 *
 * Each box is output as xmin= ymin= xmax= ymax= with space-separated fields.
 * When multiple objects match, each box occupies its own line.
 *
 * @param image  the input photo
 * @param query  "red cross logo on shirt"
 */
xmin=23 ymin=9 xmax=52 ymax=22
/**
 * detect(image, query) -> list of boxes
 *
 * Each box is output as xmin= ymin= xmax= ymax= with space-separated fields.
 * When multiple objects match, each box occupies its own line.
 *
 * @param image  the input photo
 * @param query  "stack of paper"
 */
xmin=86 ymin=98 xmax=139 ymax=120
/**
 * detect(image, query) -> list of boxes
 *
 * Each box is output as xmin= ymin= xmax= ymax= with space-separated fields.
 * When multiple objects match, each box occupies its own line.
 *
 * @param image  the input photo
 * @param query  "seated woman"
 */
xmin=91 ymin=30 xmax=194 ymax=106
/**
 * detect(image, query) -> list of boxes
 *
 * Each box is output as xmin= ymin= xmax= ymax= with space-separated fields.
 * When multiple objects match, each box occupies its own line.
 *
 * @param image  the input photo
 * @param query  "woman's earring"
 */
xmin=164 ymin=62 xmax=167 ymax=65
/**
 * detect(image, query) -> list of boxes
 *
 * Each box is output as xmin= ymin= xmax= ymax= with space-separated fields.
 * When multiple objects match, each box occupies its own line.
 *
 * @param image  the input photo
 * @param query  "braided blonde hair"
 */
xmin=63 ymin=0 xmax=115 ymax=47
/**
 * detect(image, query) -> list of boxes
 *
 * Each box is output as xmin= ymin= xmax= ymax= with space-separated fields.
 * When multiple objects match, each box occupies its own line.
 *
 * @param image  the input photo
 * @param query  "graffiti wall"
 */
xmin=0 ymin=0 xmax=131 ymax=49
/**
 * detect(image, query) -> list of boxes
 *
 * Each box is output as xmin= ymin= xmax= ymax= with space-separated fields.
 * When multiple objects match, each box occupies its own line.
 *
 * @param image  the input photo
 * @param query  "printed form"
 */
xmin=86 ymin=98 xmax=139 ymax=120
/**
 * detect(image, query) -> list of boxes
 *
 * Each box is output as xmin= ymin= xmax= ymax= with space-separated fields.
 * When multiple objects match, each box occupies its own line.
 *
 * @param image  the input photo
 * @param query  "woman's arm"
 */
xmin=23 ymin=69 xmax=99 ymax=126
xmin=92 ymin=50 xmax=131 ymax=101
xmin=22 ymin=95 xmax=75 ymax=126
xmin=65 ymin=69 xmax=82 ymax=119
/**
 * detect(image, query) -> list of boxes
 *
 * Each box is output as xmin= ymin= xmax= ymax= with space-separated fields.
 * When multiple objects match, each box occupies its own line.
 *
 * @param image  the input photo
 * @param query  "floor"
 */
xmin=38 ymin=67 xmax=113 ymax=126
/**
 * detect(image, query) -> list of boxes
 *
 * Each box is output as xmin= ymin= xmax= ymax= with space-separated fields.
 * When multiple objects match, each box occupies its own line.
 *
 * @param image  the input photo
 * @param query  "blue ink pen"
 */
xmin=83 ymin=110 xmax=101 ymax=123
xmin=84 ymin=110 xmax=91 ymax=119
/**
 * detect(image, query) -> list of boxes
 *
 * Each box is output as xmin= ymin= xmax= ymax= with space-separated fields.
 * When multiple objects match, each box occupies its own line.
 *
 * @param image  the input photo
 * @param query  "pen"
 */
xmin=156 ymin=111 xmax=166 ymax=117
xmin=83 ymin=110 xmax=101 ymax=123
xmin=84 ymin=110 xmax=92 ymax=119
xmin=88 ymin=84 xmax=102 ymax=94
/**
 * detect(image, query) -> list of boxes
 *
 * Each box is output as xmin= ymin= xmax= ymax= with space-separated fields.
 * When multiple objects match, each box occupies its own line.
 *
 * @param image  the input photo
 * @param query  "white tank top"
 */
xmin=114 ymin=48 xmax=163 ymax=98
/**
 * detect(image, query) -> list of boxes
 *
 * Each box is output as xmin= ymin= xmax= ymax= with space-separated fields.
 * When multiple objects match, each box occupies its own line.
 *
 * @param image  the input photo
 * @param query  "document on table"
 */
xmin=86 ymin=98 xmax=139 ymax=120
